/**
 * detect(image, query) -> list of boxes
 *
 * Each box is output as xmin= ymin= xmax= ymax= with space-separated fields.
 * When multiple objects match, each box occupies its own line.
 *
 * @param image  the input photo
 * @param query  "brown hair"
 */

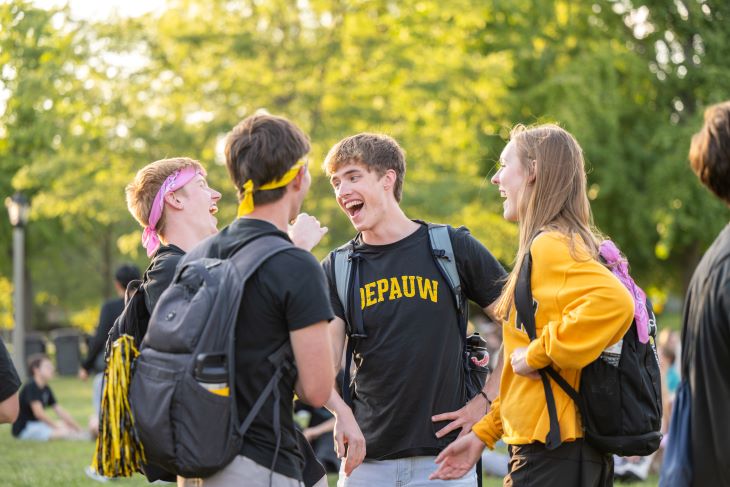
xmin=27 ymin=353 xmax=50 ymax=375
xmin=495 ymin=124 xmax=604 ymax=319
xmin=323 ymin=133 xmax=406 ymax=202
xmin=225 ymin=113 xmax=310 ymax=206
xmin=689 ymin=101 xmax=730 ymax=206
xmin=125 ymin=157 xmax=205 ymax=237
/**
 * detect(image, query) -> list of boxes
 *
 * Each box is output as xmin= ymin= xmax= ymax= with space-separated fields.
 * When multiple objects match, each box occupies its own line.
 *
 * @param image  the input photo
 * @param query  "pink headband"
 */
xmin=142 ymin=165 xmax=201 ymax=257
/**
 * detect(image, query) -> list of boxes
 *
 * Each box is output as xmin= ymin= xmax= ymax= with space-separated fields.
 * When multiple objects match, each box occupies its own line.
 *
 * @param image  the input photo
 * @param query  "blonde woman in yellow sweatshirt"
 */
xmin=431 ymin=124 xmax=634 ymax=486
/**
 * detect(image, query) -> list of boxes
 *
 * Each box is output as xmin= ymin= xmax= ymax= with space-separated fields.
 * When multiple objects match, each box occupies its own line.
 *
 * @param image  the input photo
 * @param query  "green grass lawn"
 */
xmin=0 ymin=376 xmax=658 ymax=486
xmin=0 ymin=376 xmax=149 ymax=486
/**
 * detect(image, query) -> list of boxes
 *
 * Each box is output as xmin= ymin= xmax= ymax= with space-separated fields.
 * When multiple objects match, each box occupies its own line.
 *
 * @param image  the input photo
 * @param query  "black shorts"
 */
xmin=505 ymin=439 xmax=613 ymax=487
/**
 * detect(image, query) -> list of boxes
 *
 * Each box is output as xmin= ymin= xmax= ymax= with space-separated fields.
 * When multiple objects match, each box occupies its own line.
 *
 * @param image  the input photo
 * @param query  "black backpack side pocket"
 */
xmin=172 ymin=374 xmax=240 ymax=478
xmin=129 ymin=359 xmax=180 ymax=470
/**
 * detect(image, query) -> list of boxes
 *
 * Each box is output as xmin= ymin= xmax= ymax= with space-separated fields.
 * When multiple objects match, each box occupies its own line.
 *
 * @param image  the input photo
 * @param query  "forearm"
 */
xmin=0 ymin=393 xmax=19 ymax=424
xmin=55 ymin=406 xmax=79 ymax=428
xmin=325 ymin=388 xmax=352 ymax=417
xmin=304 ymin=418 xmax=336 ymax=439
xmin=525 ymin=253 xmax=635 ymax=370
xmin=329 ymin=317 xmax=347 ymax=373
xmin=33 ymin=409 xmax=58 ymax=428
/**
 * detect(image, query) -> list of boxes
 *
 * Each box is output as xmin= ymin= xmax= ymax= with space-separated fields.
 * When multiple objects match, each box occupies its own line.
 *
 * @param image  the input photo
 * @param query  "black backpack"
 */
xmin=129 ymin=234 xmax=294 ymax=478
xmin=331 ymin=223 xmax=490 ymax=404
xmin=514 ymin=250 xmax=663 ymax=456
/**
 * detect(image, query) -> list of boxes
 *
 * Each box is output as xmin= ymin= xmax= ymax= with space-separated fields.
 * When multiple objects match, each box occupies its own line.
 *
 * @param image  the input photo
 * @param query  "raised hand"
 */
xmin=432 ymin=393 xmax=490 ymax=439
xmin=429 ymin=432 xmax=486 ymax=480
xmin=288 ymin=213 xmax=328 ymax=251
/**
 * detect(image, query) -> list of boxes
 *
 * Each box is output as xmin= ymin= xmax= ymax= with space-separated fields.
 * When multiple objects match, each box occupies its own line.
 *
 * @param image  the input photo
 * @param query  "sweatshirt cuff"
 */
xmin=526 ymin=336 xmax=551 ymax=369
xmin=472 ymin=414 xmax=500 ymax=449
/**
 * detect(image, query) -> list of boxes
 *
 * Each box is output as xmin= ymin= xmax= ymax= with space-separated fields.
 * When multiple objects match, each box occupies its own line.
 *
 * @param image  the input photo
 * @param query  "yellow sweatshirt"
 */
xmin=472 ymin=231 xmax=634 ymax=448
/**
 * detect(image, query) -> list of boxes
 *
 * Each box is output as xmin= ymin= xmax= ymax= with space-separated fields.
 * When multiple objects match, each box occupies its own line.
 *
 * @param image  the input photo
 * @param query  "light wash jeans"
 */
xmin=92 ymin=372 xmax=104 ymax=416
xmin=18 ymin=421 xmax=53 ymax=441
xmin=338 ymin=456 xmax=477 ymax=487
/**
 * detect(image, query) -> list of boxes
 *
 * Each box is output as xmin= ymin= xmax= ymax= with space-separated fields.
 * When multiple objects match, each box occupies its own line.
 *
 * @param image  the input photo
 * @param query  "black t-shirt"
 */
xmin=82 ymin=297 xmax=124 ymax=372
xmin=681 ymin=223 xmax=730 ymax=485
xmin=322 ymin=223 xmax=506 ymax=460
xmin=12 ymin=380 xmax=56 ymax=437
xmin=0 ymin=337 xmax=20 ymax=403
xmin=144 ymin=244 xmax=185 ymax=314
xmin=198 ymin=218 xmax=334 ymax=480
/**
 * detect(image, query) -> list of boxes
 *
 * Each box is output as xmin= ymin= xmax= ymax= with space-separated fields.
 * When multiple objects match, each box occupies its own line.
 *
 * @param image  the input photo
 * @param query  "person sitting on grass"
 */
xmin=11 ymin=354 xmax=86 ymax=441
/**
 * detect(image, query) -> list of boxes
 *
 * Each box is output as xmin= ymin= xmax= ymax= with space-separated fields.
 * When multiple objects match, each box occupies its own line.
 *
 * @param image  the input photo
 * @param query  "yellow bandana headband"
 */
xmin=237 ymin=160 xmax=306 ymax=216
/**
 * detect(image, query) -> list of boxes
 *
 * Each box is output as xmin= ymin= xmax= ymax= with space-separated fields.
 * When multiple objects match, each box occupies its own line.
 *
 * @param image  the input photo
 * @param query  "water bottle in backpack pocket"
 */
xmin=194 ymin=353 xmax=229 ymax=397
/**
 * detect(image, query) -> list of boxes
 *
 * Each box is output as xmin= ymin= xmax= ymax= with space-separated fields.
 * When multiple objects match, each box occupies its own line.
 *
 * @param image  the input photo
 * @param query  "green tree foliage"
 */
xmin=472 ymin=0 xmax=729 ymax=290
xmin=0 ymin=1 xmax=149 ymax=326
xmin=0 ymin=0 xmax=728 ymax=328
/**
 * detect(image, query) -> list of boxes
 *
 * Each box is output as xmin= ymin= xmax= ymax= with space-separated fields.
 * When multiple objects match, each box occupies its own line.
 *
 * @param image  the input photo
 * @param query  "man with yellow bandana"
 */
xmin=193 ymin=113 xmax=335 ymax=487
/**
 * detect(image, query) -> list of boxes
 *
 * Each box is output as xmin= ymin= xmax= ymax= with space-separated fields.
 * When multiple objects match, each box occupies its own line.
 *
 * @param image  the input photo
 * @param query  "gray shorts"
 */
xmin=200 ymin=456 xmax=303 ymax=487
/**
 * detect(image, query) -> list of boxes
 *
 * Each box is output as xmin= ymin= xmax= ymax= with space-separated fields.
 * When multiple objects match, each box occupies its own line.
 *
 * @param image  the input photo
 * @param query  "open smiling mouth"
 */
xmin=344 ymin=199 xmax=364 ymax=217
xmin=209 ymin=204 xmax=218 ymax=215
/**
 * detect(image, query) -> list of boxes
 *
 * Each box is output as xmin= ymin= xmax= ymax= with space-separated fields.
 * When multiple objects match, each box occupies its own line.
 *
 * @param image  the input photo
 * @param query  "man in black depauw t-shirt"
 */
xmin=184 ymin=113 xmax=335 ymax=487
xmin=321 ymin=133 xmax=506 ymax=486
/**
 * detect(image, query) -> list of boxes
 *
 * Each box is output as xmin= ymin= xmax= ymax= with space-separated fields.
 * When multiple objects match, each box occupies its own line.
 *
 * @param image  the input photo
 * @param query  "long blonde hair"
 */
xmin=495 ymin=124 xmax=604 ymax=320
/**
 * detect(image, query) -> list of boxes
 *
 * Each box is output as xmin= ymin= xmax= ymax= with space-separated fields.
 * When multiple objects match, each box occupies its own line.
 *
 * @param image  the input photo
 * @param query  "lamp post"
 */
xmin=5 ymin=192 xmax=30 ymax=382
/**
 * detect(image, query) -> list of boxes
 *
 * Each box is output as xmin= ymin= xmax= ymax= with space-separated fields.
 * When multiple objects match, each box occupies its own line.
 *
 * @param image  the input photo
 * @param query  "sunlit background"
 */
xmin=0 ymin=0 xmax=728 ymax=332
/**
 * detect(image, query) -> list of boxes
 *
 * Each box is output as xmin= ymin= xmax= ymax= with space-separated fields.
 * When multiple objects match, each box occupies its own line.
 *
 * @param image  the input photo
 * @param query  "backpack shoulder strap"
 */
xmin=515 ymin=252 xmax=536 ymax=339
xmin=427 ymin=223 xmax=463 ymax=311
xmin=514 ymin=249 xmax=563 ymax=450
xmin=332 ymin=243 xmax=353 ymax=320
xmin=331 ymin=238 xmax=364 ymax=409
xmin=228 ymin=234 xmax=294 ymax=281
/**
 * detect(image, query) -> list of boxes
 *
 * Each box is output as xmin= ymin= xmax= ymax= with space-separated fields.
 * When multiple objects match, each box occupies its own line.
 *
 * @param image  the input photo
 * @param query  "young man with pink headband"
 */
xmin=126 ymin=157 xmax=222 ymax=314
xmin=124 ymin=154 xmax=329 ymax=485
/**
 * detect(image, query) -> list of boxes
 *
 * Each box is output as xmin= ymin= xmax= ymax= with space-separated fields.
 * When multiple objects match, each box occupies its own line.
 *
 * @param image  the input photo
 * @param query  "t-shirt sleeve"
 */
xmin=266 ymin=249 xmax=334 ymax=331
xmin=451 ymin=226 xmax=507 ymax=308
xmin=320 ymin=252 xmax=346 ymax=321
xmin=0 ymin=338 xmax=20 ymax=402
